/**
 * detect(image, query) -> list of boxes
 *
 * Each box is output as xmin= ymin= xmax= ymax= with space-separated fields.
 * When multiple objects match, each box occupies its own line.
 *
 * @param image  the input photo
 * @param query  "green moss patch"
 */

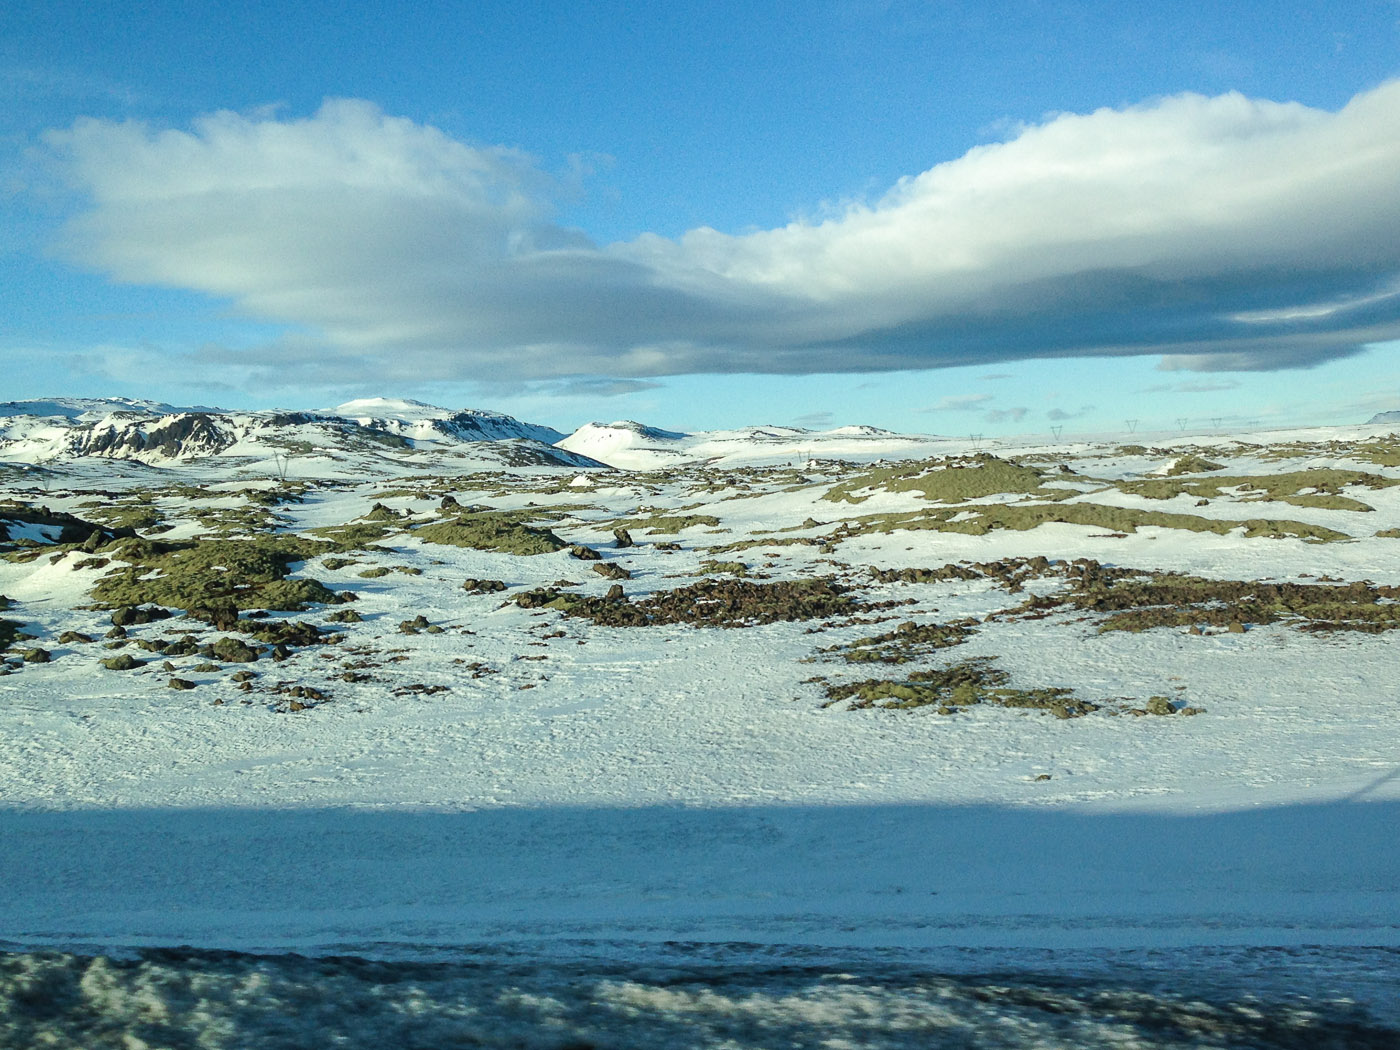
xmin=415 ymin=512 xmax=567 ymax=554
xmin=209 ymin=636 xmax=261 ymax=663
xmin=861 ymin=555 xmax=1400 ymax=635
xmin=462 ymin=578 xmax=507 ymax=593
xmin=1011 ymin=558 xmax=1400 ymax=634
xmin=821 ymin=619 xmax=976 ymax=663
xmin=305 ymin=522 xmax=398 ymax=549
xmin=84 ymin=503 xmax=163 ymax=531
xmin=1119 ymin=468 xmax=1398 ymax=512
xmin=822 ymin=657 xmax=1100 ymax=717
xmin=1253 ymin=436 xmax=1400 ymax=467
xmin=191 ymin=505 xmax=286 ymax=536
xmin=90 ymin=535 xmax=335 ymax=613
xmin=697 ymin=559 xmax=749 ymax=576
xmin=831 ymin=502 xmax=1347 ymax=543
xmin=706 ymin=536 xmax=824 ymax=554
xmin=516 ymin=577 xmax=855 ymax=627
xmin=360 ymin=503 xmax=403 ymax=522
xmin=100 ymin=654 xmax=143 ymax=671
xmin=0 ymin=619 xmax=24 ymax=650
xmin=870 ymin=556 xmax=1053 ymax=593
xmin=616 ymin=513 xmax=722 ymax=535
xmin=240 ymin=620 xmax=323 ymax=646
xmin=823 ymin=454 xmax=1063 ymax=505
xmin=1163 ymin=454 xmax=1225 ymax=475
xmin=1354 ymin=438 xmax=1400 ymax=467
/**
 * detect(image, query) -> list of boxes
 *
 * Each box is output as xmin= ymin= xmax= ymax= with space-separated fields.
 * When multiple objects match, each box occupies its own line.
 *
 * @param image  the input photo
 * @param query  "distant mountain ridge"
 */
xmin=0 ymin=397 xmax=583 ymax=470
xmin=0 ymin=397 xmax=947 ymax=474
xmin=0 ymin=397 xmax=201 ymax=421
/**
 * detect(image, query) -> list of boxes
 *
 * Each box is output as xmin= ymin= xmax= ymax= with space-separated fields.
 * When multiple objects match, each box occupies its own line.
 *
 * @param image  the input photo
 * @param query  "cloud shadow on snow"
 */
xmin=1 ymin=797 xmax=1396 ymax=952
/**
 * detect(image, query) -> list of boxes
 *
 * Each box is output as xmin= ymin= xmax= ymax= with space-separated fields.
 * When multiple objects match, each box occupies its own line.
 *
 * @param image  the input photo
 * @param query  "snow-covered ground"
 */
xmin=1 ymin=419 xmax=1398 ymax=998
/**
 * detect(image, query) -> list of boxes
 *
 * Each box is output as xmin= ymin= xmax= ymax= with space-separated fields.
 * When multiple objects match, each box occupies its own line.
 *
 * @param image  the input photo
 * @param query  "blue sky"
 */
xmin=4 ymin=1 xmax=1400 ymax=436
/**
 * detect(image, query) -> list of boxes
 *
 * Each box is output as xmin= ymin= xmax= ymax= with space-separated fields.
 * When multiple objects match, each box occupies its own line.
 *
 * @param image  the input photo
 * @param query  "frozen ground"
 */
xmin=1 ymin=420 xmax=1399 ymax=1042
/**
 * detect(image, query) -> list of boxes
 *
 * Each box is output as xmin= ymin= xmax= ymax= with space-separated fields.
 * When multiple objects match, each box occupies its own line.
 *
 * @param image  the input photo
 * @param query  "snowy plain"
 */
xmin=1 ymin=407 xmax=1399 ymax=1042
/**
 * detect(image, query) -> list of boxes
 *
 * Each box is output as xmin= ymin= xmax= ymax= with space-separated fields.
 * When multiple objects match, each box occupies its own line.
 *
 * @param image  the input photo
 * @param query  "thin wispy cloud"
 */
xmin=2 ymin=64 xmax=144 ymax=108
xmin=42 ymin=82 xmax=1400 ymax=387
xmin=1157 ymin=342 xmax=1375 ymax=372
xmin=551 ymin=378 xmax=662 ymax=398
xmin=921 ymin=393 xmax=994 ymax=412
xmin=1047 ymin=405 xmax=1095 ymax=421
xmin=1143 ymin=378 xmax=1242 ymax=394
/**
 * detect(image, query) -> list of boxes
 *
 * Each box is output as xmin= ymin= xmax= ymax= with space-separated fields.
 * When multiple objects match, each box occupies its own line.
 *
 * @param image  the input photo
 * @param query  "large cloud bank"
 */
xmin=46 ymin=84 xmax=1400 ymax=382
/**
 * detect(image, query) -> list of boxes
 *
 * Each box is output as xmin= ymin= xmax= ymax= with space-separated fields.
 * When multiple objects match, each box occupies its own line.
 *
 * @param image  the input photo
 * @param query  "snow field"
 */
xmin=1 ymin=420 xmax=1399 ymax=958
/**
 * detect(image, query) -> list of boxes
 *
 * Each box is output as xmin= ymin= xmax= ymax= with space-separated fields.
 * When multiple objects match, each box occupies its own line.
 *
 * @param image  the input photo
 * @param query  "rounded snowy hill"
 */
xmin=329 ymin=398 xmax=453 ymax=421
xmin=326 ymin=398 xmax=565 ymax=445
xmin=556 ymin=421 xmax=691 ymax=466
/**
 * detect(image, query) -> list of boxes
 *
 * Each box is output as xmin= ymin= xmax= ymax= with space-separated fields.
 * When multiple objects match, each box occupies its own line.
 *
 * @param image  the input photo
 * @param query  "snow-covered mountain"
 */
xmin=1367 ymin=410 xmax=1400 ymax=425
xmin=557 ymin=419 xmax=941 ymax=470
xmin=0 ymin=395 xmax=976 ymax=476
xmin=0 ymin=397 xmax=197 ymax=421
xmin=0 ymin=398 xmax=592 ymax=472
xmin=555 ymin=421 xmax=692 ymax=467
xmin=327 ymin=397 xmax=565 ymax=445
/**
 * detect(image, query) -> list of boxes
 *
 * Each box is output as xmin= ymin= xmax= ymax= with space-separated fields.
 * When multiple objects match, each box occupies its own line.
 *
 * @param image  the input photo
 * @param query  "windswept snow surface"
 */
xmin=1 ymin=420 xmax=1399 ymax=981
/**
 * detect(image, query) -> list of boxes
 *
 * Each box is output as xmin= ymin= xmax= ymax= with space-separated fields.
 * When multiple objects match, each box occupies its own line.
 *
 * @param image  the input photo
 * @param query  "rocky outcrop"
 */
xmin=70 ymin=413 xmax=235 ymax=460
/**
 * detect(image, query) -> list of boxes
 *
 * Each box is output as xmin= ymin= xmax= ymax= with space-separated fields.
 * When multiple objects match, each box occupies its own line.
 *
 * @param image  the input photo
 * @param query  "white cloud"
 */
xmin=43 ymin=83 xmax=1400 ymax=385
xmin=985 ymin=406 xmax=1028 ymax=423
